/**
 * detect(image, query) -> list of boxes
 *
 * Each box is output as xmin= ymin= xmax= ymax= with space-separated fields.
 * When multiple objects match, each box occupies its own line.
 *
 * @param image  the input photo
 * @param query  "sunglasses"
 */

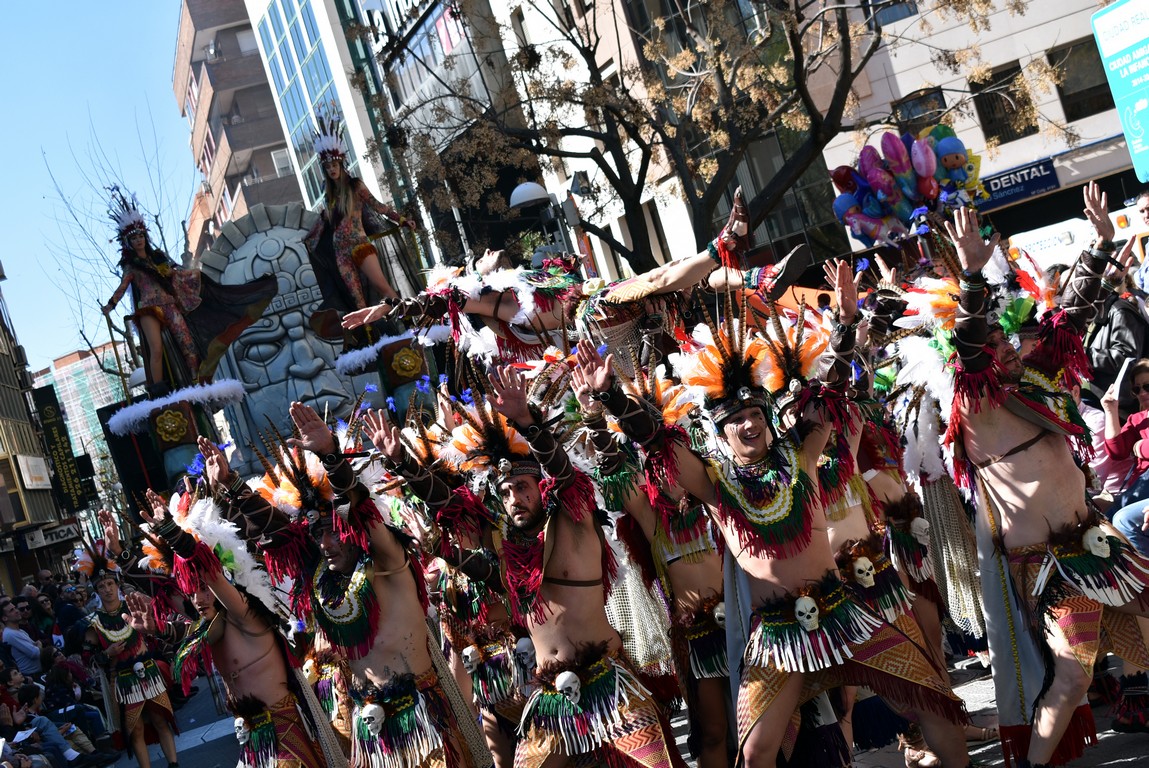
xmin=1134 ymin=384 xmax=1149 ymax=394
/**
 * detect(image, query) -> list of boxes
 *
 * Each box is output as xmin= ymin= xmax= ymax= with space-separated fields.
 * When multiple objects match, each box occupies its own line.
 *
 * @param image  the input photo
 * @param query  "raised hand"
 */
xmin=341 ymin=304 xmax=391 ymax=330
xmin=1101 ymin=382 xmax=1120 ymax=414
xmin=488 ymin=365 xmax=533 ymax=426
xmin=569 ymin=363 xmax=594 ymax=410
xmin=196 ymin=436 xmax=232 ymax=490
xmin=1083 ymin=180 xmax=1115 ymax=244
xmin=123 ymin=591 xmax=156 ymax=634
xmin=874 ymin=254 xmax=898 ymax=287
xmin=140 ymin=489 xmax=169 ymax=528
xmin=822 ymin=259 xmax=862 ymax=324
xmin=943 ymin=207 xmax=1000 ymax=274
xmin=97 ymin=508 xmax=122 ymax=556
xmin=288 ymin=401 xmax=337 ymax=456
xmin=1108 ymin=237 xmax=1138 ymax=282
xmin=364 ymin=408 xmax=404 ymax=463
xmin=573 ymin=339 xmax=615 ymax=392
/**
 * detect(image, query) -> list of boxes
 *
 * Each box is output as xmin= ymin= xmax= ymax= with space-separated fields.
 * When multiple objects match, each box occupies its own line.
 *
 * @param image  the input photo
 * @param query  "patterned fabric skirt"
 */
xmin=231 ymin=692 xmax=326 ymax=768
xmin=350 ymin=669 xmax=470 ymax=768
xmin=737 ymin=573 xmax=967 ymax=760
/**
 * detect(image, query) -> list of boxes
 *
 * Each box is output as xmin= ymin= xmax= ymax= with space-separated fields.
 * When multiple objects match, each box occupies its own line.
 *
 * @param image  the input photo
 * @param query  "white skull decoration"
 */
xmin=133 ymin=661 xmax=146 ymax=679
xmin=302 ymin=658 xmax=318 ymax=686
xmin=555 ymin=670 xmax=581 ymax=707
xmin=794 ymin=596 xmax=820 ymax=632
xmin=514 ymin=637 xmax=536 ymax=671
xmin=1082 ymin=526 xmax=1111 ymax=559
xmin=461 ymin=645 xmax=480 ymax=675
xmin=713 ymin=601 xmax=726 ymax=629
xmin=853 ymin=557 xmax=876 ymax=589
xmin=234 ymin=717 xmax=250 ymax=745
xmin=359 ymin=702 xmax=385 ymax=737
xmin=910 ymin=517 xmax=931 ymax=547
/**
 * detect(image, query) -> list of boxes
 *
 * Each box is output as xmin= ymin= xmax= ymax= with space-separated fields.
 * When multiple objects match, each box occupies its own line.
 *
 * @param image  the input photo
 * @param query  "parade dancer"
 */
xmin=303 ymin=114 xmax=414 ymax=332
xmin=137 ymin=481 xmax=328 ymax=768
xmin=945 ymin=188 xmax=1149 ymax=768
xmin=570 ymin=363 xmax=731 ymax=768
xmin=576 ymin=259 xmax=969 ymax=768
xmin=221 ymin=402 xmax=474 ymax=768
xmin=80 ymin=557 xmax=178 ymax=768
xmin=101 ymin=186 xmax=276 ymax=392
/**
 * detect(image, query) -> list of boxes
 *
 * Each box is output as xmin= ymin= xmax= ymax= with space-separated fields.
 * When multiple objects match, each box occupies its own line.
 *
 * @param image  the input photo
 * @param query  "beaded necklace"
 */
xmin=90 ymin=609 xmax=135 ymax=645
xmin=713 ymin=438 xmax=814 ymax=558
xmin=311 ymin=556 xmax=378 ymax=660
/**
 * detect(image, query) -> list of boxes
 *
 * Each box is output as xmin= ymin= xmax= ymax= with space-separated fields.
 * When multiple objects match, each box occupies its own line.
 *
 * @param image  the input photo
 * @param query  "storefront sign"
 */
xmin=16 ymin=456 xmax=52 ymax=491
xmin=30 ymin=386 xmax=83 ymax=514
xmin=1093 ymin=0 xmax=1149 ymax=181
xmin=38 ymin=522 xmax=79 ymax=548
xmin=978 ymin=159 xmax=1060 ymax=212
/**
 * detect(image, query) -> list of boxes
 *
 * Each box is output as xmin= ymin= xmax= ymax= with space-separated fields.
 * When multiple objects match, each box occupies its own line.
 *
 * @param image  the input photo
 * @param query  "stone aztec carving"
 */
xmin=198 ymin=202 xmax=381 ymax=477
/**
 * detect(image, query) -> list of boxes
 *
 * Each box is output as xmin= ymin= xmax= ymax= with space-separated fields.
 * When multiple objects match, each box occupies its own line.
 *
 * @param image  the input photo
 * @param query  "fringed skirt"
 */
xmin=231 ymin=692 xmax=326 ymax=768
xmin=514 ymin=645 xmax=686 ymax=768
xmin=350 ymin=669 xmax=462 ymax=768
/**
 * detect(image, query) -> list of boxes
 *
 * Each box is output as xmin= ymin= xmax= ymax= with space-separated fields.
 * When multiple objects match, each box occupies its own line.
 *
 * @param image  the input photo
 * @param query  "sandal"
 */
xmin=898 ymin=727 xmax=941 ymax=768
xmin=964 ymin=724 xmax=999 ymax=743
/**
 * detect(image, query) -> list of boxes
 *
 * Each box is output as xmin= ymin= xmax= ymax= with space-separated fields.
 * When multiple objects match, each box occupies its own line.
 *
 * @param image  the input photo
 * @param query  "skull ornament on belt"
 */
xmin=713 ymin=601 xmax=726 ymax=628
xmin=853 ymin=556 xmax=876 ymax=589
xmin=910 ymin=517 xmax=931 ymax=547
xmin=1082 ymin=526 xmax=1111 ymax=559
xmin=514 ymin=637 xmax=536 ymax=671
xmin=359 ymin=702 xmax=385 ymax=736
xmin=794 ymin=596 xmax=820 ymax=632
xmin=461 ymin=645 xmax=480 ymax=675
xmin=133 ymin=661 xmax=146 ymax=679
xmin=302 ymin=658 xmax=318 ymax=686
xmin=555 ymin=670 xmax=581 ymax=707
xmin=234 ymin=717 xmax=250 ymax=745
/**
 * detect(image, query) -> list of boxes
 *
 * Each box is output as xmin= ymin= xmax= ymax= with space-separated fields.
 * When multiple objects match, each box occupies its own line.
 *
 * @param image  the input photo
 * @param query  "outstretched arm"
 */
xmin=1060 ymin=181 xmax=1129 ymax=333
xmin=574 ymin=340 xmax=717 ymax=506
xmin=945 ymin=207 xmax=1001 ymax=376
xmin=355 ymin=180 xmax=416 ymax=230
xmin=821 ymin=258 xmax=862 ymax=392
xmin=364 ymin=408 xmax=455 ymax=509
xmin=103 ymin=272 xmax=133 ymax=314
xmin=489 ymin=365 xmax=575 ymax=487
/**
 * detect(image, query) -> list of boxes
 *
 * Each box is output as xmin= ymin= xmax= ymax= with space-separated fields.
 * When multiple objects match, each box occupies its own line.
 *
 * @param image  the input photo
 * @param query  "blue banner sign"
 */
xmin=978 ymin=159 xmax=1060 ymax=212
xmin=1093 ymin=0 xmax=1149 ymax=182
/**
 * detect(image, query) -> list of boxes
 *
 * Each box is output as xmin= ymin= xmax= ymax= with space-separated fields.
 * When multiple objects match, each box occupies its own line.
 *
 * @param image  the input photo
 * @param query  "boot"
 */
xmin=757 ymin=244 xmax=812 ymax=300
xmin=710 ymin=186 xmax=751 ymax=265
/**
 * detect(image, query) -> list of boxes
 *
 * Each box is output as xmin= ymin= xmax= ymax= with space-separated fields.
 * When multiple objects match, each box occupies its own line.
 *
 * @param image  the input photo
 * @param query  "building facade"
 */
xmin=821 ymin=1 xmax=1134 ymax=247
xmin=174 ymin=0 xmax=305 ymax=260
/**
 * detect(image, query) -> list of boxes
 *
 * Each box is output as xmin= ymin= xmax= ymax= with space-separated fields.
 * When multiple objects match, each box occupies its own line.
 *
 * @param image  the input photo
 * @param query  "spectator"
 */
xmin=1104 ymin=358 xmax=1149 ymax=553
xmin=42 ymin=665 xmax=108 ymax=747
xmin=1 ymin=603 xmax=40 ymax=676
xmin=50 ymin=589 xmax=82 ymax=648
xmin=18 ymin=685 xmax=114 ymax=766
xmin=29 ymin=597 xmax=53 ymax=641
xmin=1083 ymin=263 xmax=1148 ymax=412
xmin=10 ymin=600 xmax=41 ymax=645
xmin=34 ymin=574 xmax=56 ymax=605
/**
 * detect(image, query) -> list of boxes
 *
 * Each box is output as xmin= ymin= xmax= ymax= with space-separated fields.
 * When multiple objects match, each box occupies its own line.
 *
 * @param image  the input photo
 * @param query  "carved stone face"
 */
xmin=910 ymin=517 xmax=931 ymax=547
xmin=514 ymin=637 xmax=536 ymax=671
xmin=1083 ymin=526 xmax=1111 ymax=559
xmin=555 ymin=670 xmax=581 ymax=707
xmin=795 ymin=596 xmax=819 ymax=632
xmin=234 ymin=717 xmax=249 ymax=745
xmin=853 ymin=556 xmax=876 ymax=589
xmin=133 ymin=661 xmax=146 ymax=679
xmin=359 ymin=702 xmax=385 ymax=736
xmin=461 ymin=645 xmax=480 ymax=675
xmin=713 ymin=601 xmax=726 ymax=629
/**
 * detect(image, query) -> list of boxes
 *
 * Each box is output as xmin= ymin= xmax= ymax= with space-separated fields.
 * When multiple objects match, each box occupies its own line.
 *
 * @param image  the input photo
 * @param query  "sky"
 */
xmin=0 ymin=3 xmax=197 ymax=372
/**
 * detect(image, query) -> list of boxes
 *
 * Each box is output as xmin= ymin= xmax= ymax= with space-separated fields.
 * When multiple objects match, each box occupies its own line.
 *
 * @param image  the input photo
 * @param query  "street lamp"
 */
xmin=508 ymin=181 xmax=575 ymax=262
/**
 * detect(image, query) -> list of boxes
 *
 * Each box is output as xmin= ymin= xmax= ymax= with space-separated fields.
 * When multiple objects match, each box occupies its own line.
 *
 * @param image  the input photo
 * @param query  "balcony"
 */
xmin=189 ymin=52 xmax=268 ymax=160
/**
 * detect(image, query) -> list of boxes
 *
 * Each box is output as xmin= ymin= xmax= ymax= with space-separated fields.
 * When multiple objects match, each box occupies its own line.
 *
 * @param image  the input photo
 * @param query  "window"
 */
xmin=892 ymin=88 xmax=946 ymax=137
xmin=864 ymin=0 xmax=918 ymax=28
xmin=271 ymin=148 xmax=293 ymax=177
xmin=237 ymin=29 xmax=258 ymax=54
xmin=1049 ymin=39 xmax=1114 ymax=122
xmin=971 ymin=63 xmax=1038 ymax=145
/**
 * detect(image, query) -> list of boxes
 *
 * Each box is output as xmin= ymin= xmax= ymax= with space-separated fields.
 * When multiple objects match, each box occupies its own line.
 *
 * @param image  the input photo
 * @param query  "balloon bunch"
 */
xmin=831 ymin=126 xmax=987 ymax=247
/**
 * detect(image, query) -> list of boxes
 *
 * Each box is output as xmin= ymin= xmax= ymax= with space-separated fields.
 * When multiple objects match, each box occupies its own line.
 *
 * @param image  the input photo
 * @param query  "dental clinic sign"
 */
xmin=1093 ymin=0 xmax=1149 ymax=182
xmin=978 ymin=159 xmax=1059 ymax=212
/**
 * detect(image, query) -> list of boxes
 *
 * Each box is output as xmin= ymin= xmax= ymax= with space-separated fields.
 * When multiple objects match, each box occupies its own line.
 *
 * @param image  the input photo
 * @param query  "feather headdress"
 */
xmin=313 ymin=110 xmax=347 ymax=162
xmin=894 ymin=276 xmax=960 ymax=333
xmin=73 ymin=538 xmax=120 ymax=581
xmin=107 ymin=185 xmax=147 ymax=242
xmin=439 ymin=399 xmax=537 ymax=484
xmin=754 ymin=302 xmax=829 ymax=396
xmin=669 ymin=295 xmax=775 ymax=424
xmin=620 ymin=360 xmax=699 ymax=428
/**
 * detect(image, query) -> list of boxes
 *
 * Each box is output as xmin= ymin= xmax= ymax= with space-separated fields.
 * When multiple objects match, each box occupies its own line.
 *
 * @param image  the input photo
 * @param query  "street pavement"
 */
xmin=114 ymin=662 xmax=1149 ymax=768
